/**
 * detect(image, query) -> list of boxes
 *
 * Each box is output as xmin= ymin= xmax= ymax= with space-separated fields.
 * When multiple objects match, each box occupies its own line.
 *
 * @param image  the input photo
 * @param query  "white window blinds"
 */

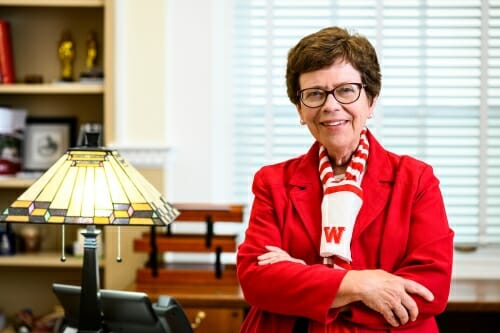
xmin=231 ymin=0 xmax=500 ymax=245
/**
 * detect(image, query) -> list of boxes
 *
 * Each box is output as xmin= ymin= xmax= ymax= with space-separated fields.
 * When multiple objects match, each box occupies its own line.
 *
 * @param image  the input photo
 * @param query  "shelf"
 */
xmin=0 ymin=0 xmax=104 ymax=7
xmin=0 ymin=177 xmax=36 ymax=189
xmin=0 ymin=252 xmax=100 ymax=268
xmin=0 ymin=83 xmax=104 ymax=94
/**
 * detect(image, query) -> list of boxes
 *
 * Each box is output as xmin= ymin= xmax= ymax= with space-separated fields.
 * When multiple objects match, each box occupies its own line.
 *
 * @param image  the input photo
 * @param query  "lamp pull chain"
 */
xmin=116 ymin=226 xmax=122 ymax=262
xmin=60 ymin=224 xmax=66 ymax=262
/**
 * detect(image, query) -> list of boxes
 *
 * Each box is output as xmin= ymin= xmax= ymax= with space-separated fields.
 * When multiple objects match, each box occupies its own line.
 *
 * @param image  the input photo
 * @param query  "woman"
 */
xmin=236 ymin=26 xmax=454 ymax=332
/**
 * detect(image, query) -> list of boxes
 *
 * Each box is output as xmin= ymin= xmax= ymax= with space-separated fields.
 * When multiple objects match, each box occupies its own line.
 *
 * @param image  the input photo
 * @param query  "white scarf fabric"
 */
xmin=319 ymin=128 xmax=369 ymax=269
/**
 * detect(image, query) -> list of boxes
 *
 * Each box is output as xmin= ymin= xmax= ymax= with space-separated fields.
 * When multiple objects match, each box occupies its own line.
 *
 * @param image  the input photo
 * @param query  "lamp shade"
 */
xmin=0 ymin=141 xmax=181 ymax=333
xmin=0 ymin=146 xmax=179 ymax=225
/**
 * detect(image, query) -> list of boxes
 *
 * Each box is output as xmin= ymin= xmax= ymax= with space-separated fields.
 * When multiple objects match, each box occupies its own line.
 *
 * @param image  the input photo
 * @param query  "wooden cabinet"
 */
xmin=184 ymin=308 xmax=244 ymax=333
xmin=0 ymin=0 xmax=135 ymax=321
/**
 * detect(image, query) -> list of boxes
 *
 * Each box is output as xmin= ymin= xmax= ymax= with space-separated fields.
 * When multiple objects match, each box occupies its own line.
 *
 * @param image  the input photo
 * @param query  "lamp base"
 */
xmin=78 ymin=225 xmax=104 ymax=333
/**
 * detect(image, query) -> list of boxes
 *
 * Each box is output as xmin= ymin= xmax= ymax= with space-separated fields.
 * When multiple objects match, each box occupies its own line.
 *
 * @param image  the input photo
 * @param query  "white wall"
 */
xmin=114 ymin=0 xmax=231 ymax=202
xmin=114 ymin=0 xmax=167 ymax=145
xmin=165 ymin=0 xmax=232 ymax=202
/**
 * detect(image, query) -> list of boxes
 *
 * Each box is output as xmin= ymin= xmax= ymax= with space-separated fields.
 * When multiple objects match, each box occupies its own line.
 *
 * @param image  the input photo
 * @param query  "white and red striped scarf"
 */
xmin=319 ymin=128 xmax=369 ymax=270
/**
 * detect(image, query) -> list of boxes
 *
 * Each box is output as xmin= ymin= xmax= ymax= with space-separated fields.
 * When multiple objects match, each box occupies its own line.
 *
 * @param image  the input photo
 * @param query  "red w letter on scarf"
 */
xmin=323 ymin=226 xmax=345 ymax=244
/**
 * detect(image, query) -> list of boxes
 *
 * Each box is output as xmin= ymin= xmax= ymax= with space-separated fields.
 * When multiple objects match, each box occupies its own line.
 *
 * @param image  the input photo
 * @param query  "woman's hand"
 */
xmin=338 ymin=269 xmax=434 ymax=327
xmin=257 ymin=245 xmax=306 ymax=265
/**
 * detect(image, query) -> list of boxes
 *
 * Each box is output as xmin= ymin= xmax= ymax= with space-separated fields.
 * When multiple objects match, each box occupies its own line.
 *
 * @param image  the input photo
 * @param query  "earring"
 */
xmin=368 ymin=113 xmax=373 ymax=119
xmin=300 ymin=119 xmax=306 ymax=125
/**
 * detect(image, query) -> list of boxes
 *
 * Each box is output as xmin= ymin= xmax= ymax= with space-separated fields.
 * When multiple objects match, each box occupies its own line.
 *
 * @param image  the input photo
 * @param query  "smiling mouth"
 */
xmin=322 ymin=120 xmax=348 ymax=126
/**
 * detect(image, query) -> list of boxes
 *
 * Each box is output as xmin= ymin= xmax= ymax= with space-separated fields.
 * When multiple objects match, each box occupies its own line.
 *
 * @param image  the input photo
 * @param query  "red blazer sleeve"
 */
xmin=345 ymin=158 xmax=454 ymax=329
xmin=237 ymin=165 xmax=346 ymax=324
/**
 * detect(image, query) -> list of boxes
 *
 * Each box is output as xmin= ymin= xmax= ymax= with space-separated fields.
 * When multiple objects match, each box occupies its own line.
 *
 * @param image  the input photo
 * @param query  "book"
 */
xmin=0 ymin=19 xmax=15 ymax=84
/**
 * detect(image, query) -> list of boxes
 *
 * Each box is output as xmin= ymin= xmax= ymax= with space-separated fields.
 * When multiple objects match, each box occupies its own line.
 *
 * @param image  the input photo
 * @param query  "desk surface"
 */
xmin=130 ymin=278 xmax=500 ymax=312
xmin=447 ymin=279 xmax=500 ymax=311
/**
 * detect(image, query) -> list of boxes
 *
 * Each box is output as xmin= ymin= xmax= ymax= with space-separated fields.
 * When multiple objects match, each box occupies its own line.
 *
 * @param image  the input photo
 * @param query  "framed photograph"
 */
xmin=23 ymin=117 xmax=77 ymax=171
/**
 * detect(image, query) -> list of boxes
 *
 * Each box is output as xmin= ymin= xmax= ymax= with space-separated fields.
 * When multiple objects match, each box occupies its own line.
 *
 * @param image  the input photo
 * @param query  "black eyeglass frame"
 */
xmin=297 ymin=82 xmax=366 ymax=107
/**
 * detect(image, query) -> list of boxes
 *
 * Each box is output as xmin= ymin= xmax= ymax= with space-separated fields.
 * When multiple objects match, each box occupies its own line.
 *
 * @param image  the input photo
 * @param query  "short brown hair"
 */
xmin=286 ymin=26 xmax=381 ymax=105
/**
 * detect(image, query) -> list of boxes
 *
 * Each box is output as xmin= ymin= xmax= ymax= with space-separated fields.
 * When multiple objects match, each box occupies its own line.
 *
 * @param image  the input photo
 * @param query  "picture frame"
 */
xmin=22 ymin=117 xmax=77 ymax=171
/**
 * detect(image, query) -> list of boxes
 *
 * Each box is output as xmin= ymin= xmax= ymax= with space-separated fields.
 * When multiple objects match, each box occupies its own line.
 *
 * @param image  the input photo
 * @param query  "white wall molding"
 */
xmin=110 ymin=145 xmax=173 ymax=168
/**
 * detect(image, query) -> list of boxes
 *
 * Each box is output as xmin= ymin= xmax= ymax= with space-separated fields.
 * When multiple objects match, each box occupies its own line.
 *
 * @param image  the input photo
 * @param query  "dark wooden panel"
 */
xmin=173 ymin=203 xmax=244 ymax=222
xmin=136 ymin=264 xmax=238 ymax=286
xmin=134 ymin=234 xmax=237 ymax=253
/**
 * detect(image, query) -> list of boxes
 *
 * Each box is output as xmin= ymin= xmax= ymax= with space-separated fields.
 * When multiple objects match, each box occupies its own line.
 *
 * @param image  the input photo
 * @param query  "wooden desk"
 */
xmin=133 ymin=279 xmax=500 ymax=311
xmin=447 ymin=279 xmax=500 ymax=312
xmin=437 ymin=279 xmax=500 ymax=332
xmin=131 ymin=279 xmax=500 ymax=333
xmin=130 ymin=282 xmax=246 ymax=308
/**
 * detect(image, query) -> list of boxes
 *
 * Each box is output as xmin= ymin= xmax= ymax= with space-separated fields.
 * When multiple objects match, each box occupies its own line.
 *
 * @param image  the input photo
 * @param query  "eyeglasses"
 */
xmin=297 ymin=83 xmax=365 ymax=108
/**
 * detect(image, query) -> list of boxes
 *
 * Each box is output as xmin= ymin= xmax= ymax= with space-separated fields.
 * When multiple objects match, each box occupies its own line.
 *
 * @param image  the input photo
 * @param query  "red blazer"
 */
xmin=237 ymin=130 xmax=454 ymax=332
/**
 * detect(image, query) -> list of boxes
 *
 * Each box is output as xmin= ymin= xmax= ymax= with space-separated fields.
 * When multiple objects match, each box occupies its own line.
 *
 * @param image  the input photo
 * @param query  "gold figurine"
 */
xmin=85 ymin=30 xmax=98 ymax=70
xmin=58 ymin=30 xmax=75 ymax=81
xmin=80 ymin=30 xmax=104 ymax=82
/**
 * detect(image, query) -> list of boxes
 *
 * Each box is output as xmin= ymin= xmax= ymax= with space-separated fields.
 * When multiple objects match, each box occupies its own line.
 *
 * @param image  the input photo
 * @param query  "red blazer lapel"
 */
xmin=353 ymin=131 xmax=395 ymax=241
xmin=288 ymin=142 xmax=323 ymax=254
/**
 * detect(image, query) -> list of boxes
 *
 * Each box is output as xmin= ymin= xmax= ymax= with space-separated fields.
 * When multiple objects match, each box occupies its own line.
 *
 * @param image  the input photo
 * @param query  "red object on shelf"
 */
xmin=0 ymin=19 xmax=16 ymax=84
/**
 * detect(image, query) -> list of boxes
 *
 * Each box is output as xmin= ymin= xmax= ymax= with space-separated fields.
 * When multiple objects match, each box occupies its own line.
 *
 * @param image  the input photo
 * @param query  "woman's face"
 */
xmin=296 ymin=60 xmax=377 ymax=165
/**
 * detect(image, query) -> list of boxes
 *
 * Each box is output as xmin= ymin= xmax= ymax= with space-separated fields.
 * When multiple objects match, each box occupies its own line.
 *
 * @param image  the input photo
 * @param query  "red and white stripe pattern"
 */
xmin=319 ymin=128 xmax=369 ymax=269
